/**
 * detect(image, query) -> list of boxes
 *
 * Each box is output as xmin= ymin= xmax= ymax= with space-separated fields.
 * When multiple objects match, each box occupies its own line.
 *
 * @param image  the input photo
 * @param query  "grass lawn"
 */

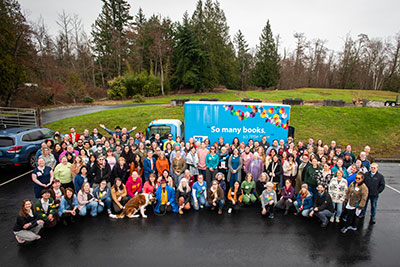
xmin=120 ymin=88 xmax=398 ymax=104
xmin=45 ymin=105 xmax=400 ymax=158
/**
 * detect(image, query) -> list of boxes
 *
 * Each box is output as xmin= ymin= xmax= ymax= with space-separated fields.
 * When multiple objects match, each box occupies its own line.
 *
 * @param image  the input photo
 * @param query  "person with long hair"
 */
xmin=241 ymin=173 xmax=257 ymax=205
xmin=197 ymin=143 xmax=209 ymax=178
xmin=13 ymin=200 xmax=44 ymax=243
xmin=176 ymin=178 xmax=191 ymax=214
xmin=156 ymin=151 xmax=170 ymax=177
xmin=77 ymin=182 xmax=98 ymax=217
xmin=205 ymin=146 xmax=219 ymax=189
xmin=227 ymin=148 xmax=243 ymax=189
xmin=328 ymin=169 xmax=348 ymax=223
xmin=58 ymin=188 xmax=78 ymax=226
xmin=192 ymin=174 xmax=207 ymax=210
xmin=157 ymin=169 xmax=175 ymax=188
xmin=276 ymin=179 xmax=295 ymax=215
xmin=111 ymin=157 xmax=129 ymax=184
xmin=143 ymin=173 xmax=159 ymax=194
xmin=282 ymin=154 xmax=298 ymax=187
xmin=227 ymin=181 xmax=243 ymax=214
xmin=186 ymin=146 xmax=199 ymax=177
xmin=293 ymin=184 xmax=314 ymax=217
xmin=70 ymin=155 xmax=84 ymax=181
xmin=111 ymin=178 xmax=129 ymax=214
xmin=130 ymin=154 xmax=144 ymax=177
xmin=246 ymin=153 xmax=264 ymax=183
xmin=206 ymin=180 xmax=225 ymax=215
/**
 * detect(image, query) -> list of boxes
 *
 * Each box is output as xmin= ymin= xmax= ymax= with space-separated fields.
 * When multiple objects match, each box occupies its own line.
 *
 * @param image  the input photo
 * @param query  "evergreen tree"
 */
xmin=172 ymin=13 xmax=208 ymax=92
xmin=0 ymin=0 xmax=35 ymax=106
xmin=91 ymin=0 xmax=132 ymax=85
xmin=251 ymin=20 xmax=280 ymax=89
xmin=234 ymin=30 xmax=251 ymax=90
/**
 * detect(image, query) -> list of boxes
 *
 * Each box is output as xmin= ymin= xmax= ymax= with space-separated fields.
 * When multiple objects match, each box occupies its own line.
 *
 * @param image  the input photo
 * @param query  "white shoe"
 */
xmin=335 ymin=217 xmax=340 ymax=223
xmin=330 ymin=216 xmax=335 ymax=223
xmin=200 ymin=205 xmax=204 ymax=209
xmin=349 ymin=226 xmax=357 ymax=231
xmin=228 ymin=208 xmax=232 ymax=214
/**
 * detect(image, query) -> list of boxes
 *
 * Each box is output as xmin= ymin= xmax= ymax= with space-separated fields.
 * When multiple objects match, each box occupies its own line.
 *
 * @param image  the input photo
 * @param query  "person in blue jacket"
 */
xmin=293 ymin=184 xmax=314 ymax=217
xmin=58 ymin=188 xmax=78 ymax=226
xmin=205 ymin=146 xmax=219 ymax=190
xmin=143 ymin=150 xmax=157 ymax=181
xmin=74 ymin=166 xmax=89 ymax=192
xmin=155 ymin=179 xmax=179 ymax=214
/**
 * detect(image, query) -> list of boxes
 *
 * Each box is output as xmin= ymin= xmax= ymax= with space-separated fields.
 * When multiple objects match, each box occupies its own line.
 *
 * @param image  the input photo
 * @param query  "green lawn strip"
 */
xmin=245 ymin=88 xmax=399 ymax=102
xmin=45 ymin=105 xmax=400 ymax=158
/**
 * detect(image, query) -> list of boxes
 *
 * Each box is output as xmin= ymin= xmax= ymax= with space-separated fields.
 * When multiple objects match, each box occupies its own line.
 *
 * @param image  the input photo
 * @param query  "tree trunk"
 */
xmin=160 ymin=55 xmax=165 ymax=95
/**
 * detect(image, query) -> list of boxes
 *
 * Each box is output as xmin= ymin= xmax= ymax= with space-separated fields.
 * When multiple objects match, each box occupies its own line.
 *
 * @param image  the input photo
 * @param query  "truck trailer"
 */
xmin=146 ymin=101 xmax=291 ymax=144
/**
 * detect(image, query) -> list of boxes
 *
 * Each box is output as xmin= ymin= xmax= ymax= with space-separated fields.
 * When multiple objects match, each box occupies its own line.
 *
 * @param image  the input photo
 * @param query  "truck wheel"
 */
xmin=28 ymin=153 xmax=36 ymax=169
xmin=391 ymin=102 xmax=396 ymax=107
xmin=385 ymin=102 xmax=390 ymax=106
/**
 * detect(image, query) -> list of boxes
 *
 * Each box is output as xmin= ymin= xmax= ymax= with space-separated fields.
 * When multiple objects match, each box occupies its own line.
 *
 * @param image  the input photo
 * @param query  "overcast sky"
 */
xmin=19 ymin=0 xmax=400 ymax=52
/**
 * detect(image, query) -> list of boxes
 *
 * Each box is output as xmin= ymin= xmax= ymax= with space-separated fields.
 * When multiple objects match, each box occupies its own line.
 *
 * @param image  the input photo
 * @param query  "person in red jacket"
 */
xmin=68 ymin=127 xmax=80 ymax=145
xmin=126 ymin=171 xmax=143 ymax=198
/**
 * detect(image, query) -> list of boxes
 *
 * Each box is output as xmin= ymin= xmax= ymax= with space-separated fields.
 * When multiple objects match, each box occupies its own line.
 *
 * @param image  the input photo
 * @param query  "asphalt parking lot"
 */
xmin=0 ymin=163 xmax=399 ymax=267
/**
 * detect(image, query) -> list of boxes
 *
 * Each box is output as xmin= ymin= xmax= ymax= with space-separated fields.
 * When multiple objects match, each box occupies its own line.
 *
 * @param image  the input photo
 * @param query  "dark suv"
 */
xmin=0 ymin=127 xmax=54 ymax=168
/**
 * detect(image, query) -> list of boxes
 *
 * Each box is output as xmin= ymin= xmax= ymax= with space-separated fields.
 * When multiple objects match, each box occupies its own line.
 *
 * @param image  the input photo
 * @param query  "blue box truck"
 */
xmin=146 ymin=101 xmax=291 ymax=144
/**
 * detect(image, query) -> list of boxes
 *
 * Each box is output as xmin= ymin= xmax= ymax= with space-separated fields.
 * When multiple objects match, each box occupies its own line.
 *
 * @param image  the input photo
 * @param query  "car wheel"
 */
xmin=391 ymin=102 xmax=396 ymax=107
xmin=28 ymin=153 xmax=36 ymax=169
xmin=385 ymin=102 xmax=390 ymax=106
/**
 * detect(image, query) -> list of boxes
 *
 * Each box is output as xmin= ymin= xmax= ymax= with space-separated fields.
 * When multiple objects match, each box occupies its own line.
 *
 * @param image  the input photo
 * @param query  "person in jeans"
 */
xmin=276 ymin=179 xmax=295 ymax=215
xmin=206 ymin=180 xmax=225 ymax=215
xmin=309 ymin=184 xmax=334 ymax=227
xmin=328 ymin=169 xmax=348 ymax=223
xmin=261 ymin=182 xmax=277 ymax=219
xmin=77 ymin=182 xmax=98 ymax=217
xmin=361 ymin=163 xmax=385 ymax=224
xmin=58 ymin=188 xmax=78 ymax=226
xmin=294 ymin=184 xmax=314 ymax=217
xmin=93 ymin=179 xmax=112 ymax=215
xmin=341 ymin=172 xmax=369 ymax=233
xmin=192 ymin=174 xmax=207 ymax=210
xmin=13 ymin=200 xmax=44 ymax=243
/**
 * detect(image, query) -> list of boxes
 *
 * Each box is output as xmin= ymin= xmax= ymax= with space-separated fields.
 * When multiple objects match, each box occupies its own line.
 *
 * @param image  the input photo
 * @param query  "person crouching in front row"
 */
xmin=176 ymin=178 xmax=191 ymax=214
xmin=155 ymin=179 xmax=179 ymax=214
xmin=206 ymin=180 xmax=225 ymax=215
xmin=227 ymin=181 xmax=243 ymax=214
xmin=309 ymin=184 xmax=334 ymax=227
xmin=261 ymin=182 xmax=277 ymax=219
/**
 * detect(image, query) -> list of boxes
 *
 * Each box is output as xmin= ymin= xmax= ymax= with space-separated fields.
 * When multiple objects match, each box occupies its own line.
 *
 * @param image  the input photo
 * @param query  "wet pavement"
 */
xmin=42 ymin=103 xmax=162 ymax=124
xmin=0 ymin=163 xmax=399 ymax=266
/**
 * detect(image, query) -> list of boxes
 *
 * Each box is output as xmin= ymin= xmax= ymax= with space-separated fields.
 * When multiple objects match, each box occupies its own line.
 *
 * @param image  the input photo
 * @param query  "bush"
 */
xmin=83 ymin=96 xmax=94 ymax=103
xmin=107 ymin=77 xmax=127 ymax=100
xmin=132 ymin=94 xmax=144 ymax=103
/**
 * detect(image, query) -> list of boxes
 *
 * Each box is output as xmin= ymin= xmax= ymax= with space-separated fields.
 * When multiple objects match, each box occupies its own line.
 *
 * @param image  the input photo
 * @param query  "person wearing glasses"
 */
xmin=206 ymin=180 xmax=225 ymax=214
xmin=341 ymin=172 xmax=368 ymax=233
xmin=361 ymin=163 xmax=385 ymax=224
xmin=90 ymin=156 xmax=111 ymax=188
xmin=163 ymin=134 xmax=176 ymax=150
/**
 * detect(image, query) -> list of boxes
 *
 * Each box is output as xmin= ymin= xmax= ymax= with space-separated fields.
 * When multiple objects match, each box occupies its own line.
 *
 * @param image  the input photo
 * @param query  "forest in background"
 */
xmin=1 ymin=0 xmax=400 ymax=107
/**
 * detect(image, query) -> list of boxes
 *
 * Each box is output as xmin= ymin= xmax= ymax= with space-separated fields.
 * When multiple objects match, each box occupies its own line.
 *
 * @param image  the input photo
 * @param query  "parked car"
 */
xmin=384 ymin=95 xmax=399 ymax=107
xmin=0 ymin=127 xmax=54 ymax=168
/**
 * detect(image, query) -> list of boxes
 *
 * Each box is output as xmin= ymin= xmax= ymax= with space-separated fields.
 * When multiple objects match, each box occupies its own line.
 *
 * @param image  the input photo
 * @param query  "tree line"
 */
xmin=0 ymin=0 xmax=399 ymax=107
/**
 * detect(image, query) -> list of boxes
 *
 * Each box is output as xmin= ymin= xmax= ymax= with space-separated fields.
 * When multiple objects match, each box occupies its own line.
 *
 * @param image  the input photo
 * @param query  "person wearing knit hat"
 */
xmin=176 ymin=178 xmax=191 ymax=214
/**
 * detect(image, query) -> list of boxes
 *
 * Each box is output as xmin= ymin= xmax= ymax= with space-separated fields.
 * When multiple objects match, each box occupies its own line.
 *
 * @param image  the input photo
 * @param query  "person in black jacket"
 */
xmin=309 ymin=184 xmax=334 ymax=227
xmin=361 ymin=163 xmax=385 ymax=224
xmin=176 ymin=178 xmax=191 ymax=214
xmin=90 ymin=156 xmax=111 ymax=186
xmin=13 ymin=200 xmax=44 ymax=244
xmin=111 ymin=157 xmax=130 ymax=184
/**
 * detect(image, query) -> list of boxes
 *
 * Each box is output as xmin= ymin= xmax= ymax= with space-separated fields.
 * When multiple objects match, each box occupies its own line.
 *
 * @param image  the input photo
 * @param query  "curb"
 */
xmin=375 ymin=158 xmax=400 ymax=163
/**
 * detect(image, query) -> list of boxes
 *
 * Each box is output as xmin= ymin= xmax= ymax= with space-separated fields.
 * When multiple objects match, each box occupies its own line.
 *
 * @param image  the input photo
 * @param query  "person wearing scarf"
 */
xmin=276 ymin=179 xmax=295 ymax=215
xmin=294 ymin=184 xmax=314 ymax=217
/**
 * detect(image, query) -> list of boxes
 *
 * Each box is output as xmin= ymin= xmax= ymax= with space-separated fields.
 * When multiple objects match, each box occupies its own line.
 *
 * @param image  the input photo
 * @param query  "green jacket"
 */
xmin=241 ymin=180 xmax=255 ymax=195
xmin=35 ymin=198 xmax=57 ymax=221
xmin=304 ymin=166 xmax=321 ymax=188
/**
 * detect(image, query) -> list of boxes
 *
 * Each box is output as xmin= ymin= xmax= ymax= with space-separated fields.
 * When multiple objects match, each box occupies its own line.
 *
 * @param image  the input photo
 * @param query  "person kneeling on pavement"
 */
xmin=227 ymin=181 xmax=243 ymax=214
xmin=58 ymin=187 xmax=78 ymax=226
xmin=192 ymin=174 xmax=207 ymax=210
xmin=94 ymin=179 xmax=112 ymax=215
xmin=155 ymin=179 xmax=179 ymax=214
xmin=176 ymin=178 xmax=191 ymax=214
xmin=13 ymin=200 xmax=44 ymax=244
xmin=35 ymin=189 xmax=59 ymax=228
xmin=293 ymin=184 xmax=314 ymax=217
xmin=309 ymin=184 xmax=334 ymax=227
xmin=206 ymin=180 xmax=225 ymax=214
xmin=341 ymin=172 xmax=368 ymax=233
xmin=276 ymin=179 xmax=295 ymax=215
xmin=261 ymin=182 xmax=277 ymax=219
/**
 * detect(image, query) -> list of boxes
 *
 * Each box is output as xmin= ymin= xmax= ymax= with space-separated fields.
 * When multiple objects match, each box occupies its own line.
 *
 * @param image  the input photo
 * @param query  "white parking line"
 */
xmin=387 ymin=184 xmax=400 ymax=194
xmin=0 ymin=170 xmax=32 ymax=187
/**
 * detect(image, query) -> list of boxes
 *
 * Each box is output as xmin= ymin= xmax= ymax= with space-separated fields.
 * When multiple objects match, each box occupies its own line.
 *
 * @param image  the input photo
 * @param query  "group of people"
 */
xmin=13 ymin=125 xmax=386 ymax=244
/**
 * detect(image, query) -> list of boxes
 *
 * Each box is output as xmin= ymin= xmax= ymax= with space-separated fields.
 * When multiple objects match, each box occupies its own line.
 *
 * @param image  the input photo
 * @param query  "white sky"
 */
xmin=19 ymin=0 xmax=400 ymax=53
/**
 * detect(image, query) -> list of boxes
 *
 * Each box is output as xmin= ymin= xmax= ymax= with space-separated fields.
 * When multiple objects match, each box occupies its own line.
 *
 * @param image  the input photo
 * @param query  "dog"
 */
xmin=109 ymin=193 xmax=155 ymax=219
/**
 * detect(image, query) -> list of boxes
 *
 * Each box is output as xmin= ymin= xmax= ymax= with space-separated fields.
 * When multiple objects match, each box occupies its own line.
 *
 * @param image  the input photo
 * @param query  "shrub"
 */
xmin=83 ymin=96 xmax=94 ymax=103
xmin=132 ymin=94 xmax=144 ymax=103
xmin=107 ymin=76 xmax=127 ymax=100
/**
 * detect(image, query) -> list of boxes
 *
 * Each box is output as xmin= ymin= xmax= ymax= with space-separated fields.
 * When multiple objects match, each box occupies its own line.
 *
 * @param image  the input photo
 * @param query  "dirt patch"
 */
xmin=319 ymin=92 xmax=332 ymax=96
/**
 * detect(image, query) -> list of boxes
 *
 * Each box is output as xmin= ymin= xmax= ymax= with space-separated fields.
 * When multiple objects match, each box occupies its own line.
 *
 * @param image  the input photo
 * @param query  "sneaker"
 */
xmin=228 ymin=208 xmax=232 ymax=214
xmin=15 ymin=235 xmax=25 ymax=244
xmin=218 ymin=209 xmax=223 ymax=215
xmin=341 ymin=227 xmax=349 ymax=233
xmin=349 ymin=226 xmax=357 ymax=231
xmin=200 ymin=205 xmax=204 ymax=209
xmin=269 ymin=213 xmax=274 ymax=219
xmin=179 ymin=209 xmax=183 ymax=215
xmin=107 ymin=209 xmax=111 ymax=215
xmin=321 ymin=221 xmax=328 ymax=228
xmin=330 ymin=216 xmax=335 ymax=223
xmin=370 ymin=218 xmax=376 ymax=224
xmin=335 ymin=217 xmax=340 ymax=223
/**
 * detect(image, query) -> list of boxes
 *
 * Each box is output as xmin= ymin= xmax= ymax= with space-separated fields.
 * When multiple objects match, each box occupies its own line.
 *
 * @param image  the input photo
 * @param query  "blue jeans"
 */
xmin=332 ymin=202 xmax=343 ymax=218
xmin=206 ymin=200 xmax=225 ymax=210
xmin=315 ymin=209 xmax=333 ymax=224
xmin=229 ymin=172 xmax=239 ymax=188
xmin=192 ymin=195 xmax=206 ymax=210
xmin=97 ymin=197 xmax=112 ymax=213
xmin=362 ymin=195 xmax=379 ymax=218
xmin=294 ymin=201 xmax=312 ymax=217
xmin=79 ymin=201 xmax=98 ymax=217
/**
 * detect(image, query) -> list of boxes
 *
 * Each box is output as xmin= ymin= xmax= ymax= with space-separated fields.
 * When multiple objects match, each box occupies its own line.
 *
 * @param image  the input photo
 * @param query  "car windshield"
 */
xmin=0 ymin=137 xmax=15 ymax=147
xmin=148 ymin=125 xmax=171 ymax=140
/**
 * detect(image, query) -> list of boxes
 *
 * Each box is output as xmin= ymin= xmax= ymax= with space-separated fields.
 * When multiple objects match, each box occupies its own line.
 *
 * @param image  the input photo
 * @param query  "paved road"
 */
xmin=0 ymin=163 xmax=399 ymax=266
xmin=42 ymin=103 xmax=163 ymax=124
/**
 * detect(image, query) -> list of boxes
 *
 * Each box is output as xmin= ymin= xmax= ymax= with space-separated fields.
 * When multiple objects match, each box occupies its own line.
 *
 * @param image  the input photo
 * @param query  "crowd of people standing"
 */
xmin=13 ymin=125 xmax=386 ymax=244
